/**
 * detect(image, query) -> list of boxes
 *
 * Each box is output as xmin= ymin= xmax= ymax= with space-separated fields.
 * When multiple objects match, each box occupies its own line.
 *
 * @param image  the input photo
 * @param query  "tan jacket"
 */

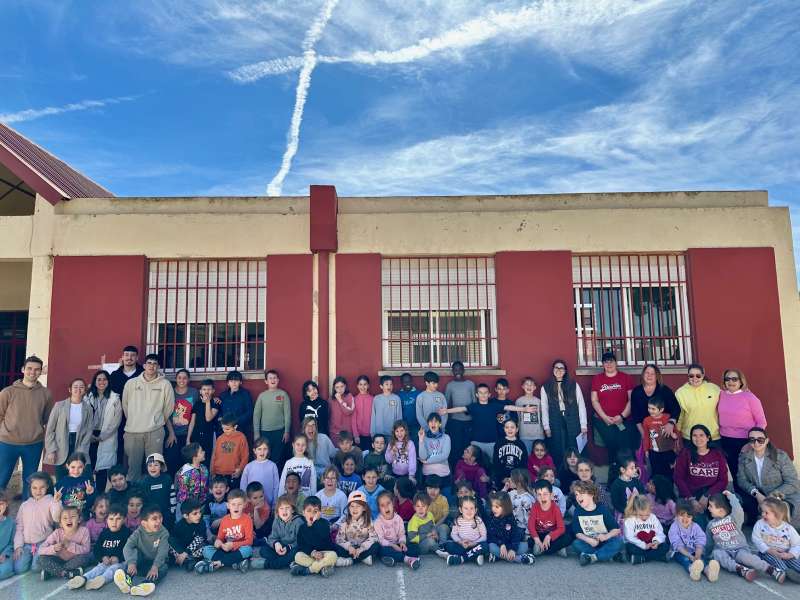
xmin=0 ymin=380 xmax=54 ymax=445
xmin=44 ymin=398 xmax=94 ymax=466
xmin=122 ymin=373 xmax=175 ymax=434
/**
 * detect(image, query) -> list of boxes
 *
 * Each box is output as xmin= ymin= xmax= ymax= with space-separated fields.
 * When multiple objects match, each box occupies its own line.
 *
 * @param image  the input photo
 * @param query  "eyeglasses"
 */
xmin=748 ymin=437 xmax=767 ymax=444
xmin=688 ymin=374 xmax=703 ymax=379
xmin=724 ymin=376 xmax=740 ymax=382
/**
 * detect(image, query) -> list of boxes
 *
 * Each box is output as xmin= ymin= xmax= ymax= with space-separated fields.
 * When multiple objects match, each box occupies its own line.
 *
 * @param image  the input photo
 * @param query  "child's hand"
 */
xmin=46 ymin=452 xmax=57 ymax=464
xmin=127 ymin=563 xmax=137 ymax=576
xmin=311 ymin=550 xmax=323 ymax=560
xmin=101 ymin=556 xmax=110 ymax=565
xmin=223 ymin=542 xmax=233 ymax=552
xmin=437 ymin=408 xmax=447 ymax=416
xmin=587 ymin=537 xmax=600 ymax=547
xmin=214 ymin=539 xmax=223 ymax=549
xmin=399 ymin=543 xmax=407 ymax=552
xmin=52 ymin=543 xmax=62 ymax=553
xmin=145 ymin=566 xmax=159 ymax=581
xmin=85 ymin=480 xmax=94 ymax=495
xmin=275 ymin=543 xmax=286 ymax=555
xmin=533 ymin=538 xmax=544 ymax=553
xmin=13 ymin=548 xmax=21 ymax=560
xmin=349 ymin=547 xmax=358 ymax=558
xmin=542 ymin=535 xmax=551 ymax=550
xmin=499 ymin=545 xmax=508 ymax=560
xmin=354 ymin=436 xmax=360 ymax=445
xmin=53 ymin=487 xmax=63 ymax=502
xmin=418 ymin=429 xmax=425 ymax=439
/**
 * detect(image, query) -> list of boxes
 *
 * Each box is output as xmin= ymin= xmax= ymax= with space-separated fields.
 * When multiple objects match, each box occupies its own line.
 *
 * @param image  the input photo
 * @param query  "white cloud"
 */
xmin=0 ymin=96 xmax=136 ymax=124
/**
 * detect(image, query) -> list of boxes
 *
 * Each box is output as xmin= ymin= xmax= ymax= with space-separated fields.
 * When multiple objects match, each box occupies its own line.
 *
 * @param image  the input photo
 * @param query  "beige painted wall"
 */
xmin=0 ymin=261 xmax=31 ymax=310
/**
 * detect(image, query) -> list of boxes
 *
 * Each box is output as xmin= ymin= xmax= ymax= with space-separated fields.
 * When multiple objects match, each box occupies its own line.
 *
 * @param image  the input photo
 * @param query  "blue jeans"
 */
xmin=673 ymin=552 xmax=704 ymax=572
xmin=13 ymin=543 xmax=41 ymax=573
xmin=0 ymin=553 xmax=13 ymax=580
xmin=571 ymin=536 xmax=623 ymax=561
xmin=0 ymin=441 xmax=43 ymax=499
xmin=379 ymin=546 xmax=406 ymax=562
xmin=489 ymin=542 xmax=529 ymax=562
xmin=202 ymin=544 xmax=253 ymax=567
xmin=84 ymin=561 xmax=125 ymax=582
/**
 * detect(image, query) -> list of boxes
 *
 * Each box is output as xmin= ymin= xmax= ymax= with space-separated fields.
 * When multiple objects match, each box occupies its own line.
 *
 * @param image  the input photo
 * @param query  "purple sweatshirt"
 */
xmin=385 ymin=440 xmax=417 ymax=478
xmin=668 ymin=520 xmax=706 ymax=553
xmin=239 ymin=459 xmax=280 ymax=507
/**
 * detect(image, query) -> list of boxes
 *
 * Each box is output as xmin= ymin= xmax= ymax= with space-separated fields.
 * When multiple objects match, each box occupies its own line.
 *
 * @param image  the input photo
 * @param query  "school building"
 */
xmin=1 ymin=122 xmax=798 ymax=459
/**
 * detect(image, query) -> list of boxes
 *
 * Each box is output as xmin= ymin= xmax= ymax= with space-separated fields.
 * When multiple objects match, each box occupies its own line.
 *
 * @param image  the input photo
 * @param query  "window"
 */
xmin=573 ymin=254 xmax=692 ymax=367
xmin=381 ymin=257 xmax=498 ymax=368
xmin=0 ymin=311 xmax=27 ymax=389
xmin=146 ymin=260 xmax=266 ymax=372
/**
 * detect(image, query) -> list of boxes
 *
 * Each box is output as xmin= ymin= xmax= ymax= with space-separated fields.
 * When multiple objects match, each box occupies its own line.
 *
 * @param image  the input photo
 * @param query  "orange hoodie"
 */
xmin=211 ymin=430 xmax=249 ymax=476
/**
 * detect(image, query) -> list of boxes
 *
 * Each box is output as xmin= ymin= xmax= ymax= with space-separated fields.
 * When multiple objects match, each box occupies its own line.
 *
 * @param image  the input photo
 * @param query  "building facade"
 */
xmin=1 ymin=124 xmax=798 ymax=458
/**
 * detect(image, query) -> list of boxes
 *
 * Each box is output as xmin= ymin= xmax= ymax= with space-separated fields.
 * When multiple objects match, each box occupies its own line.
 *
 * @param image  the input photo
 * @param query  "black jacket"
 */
xmin=297 ymin=518 xmax=335 ymax=554
xmin=95 ymin=526 xmax=131 ymax=562
xmin=169 ymin=519 xmax=206 ymax=557
xmin=298 ymin=399 xmax=330 ymax=434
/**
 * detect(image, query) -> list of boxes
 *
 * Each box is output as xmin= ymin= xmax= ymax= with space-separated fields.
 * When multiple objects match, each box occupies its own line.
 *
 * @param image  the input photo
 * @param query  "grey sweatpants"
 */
xmin=712 ymin=547 xmax=770 ymax=573
xmin=124 ymin=429 xmax=165 ymax=481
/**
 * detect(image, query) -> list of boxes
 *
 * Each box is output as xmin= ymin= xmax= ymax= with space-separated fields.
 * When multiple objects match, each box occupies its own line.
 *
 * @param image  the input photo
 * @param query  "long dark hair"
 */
xmin=550 ymin=359 xmax=572 ymax=384
xmin=748 ymin=427 xmax=777 ymax=462
xmin=688 ymin=424 xmax=712 ymax=463
xmin=302 ymin=380 xmax=322 ymax=403
xmin=89 ymin=370 xmax=112 ymax=399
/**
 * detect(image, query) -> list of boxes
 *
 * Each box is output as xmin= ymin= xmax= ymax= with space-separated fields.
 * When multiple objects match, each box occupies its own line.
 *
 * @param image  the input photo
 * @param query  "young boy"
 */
xmin=290 ymin=496 xmax=337 ymax=577
xmin=363 ymin=434 xmax=392 ymax=488
xmin=371 ymin=376 xmax=402 ymax=439
xmin=440 ymin=383 xmax=504 ymax=464
xmin=254 ymin=495 xmax=303 ymax=570
xmin=211 ymin=414 xmax=249 ymax=489
xmin=107 ymin=466 xmax=138 ymax=507
xmin=168 ymin=498 xmax=206 ymax=572
xmin=529 ymin=480 xmax=571 ymax=557
xmin=492 ymin=378 xmax=518 ymax=439
xmin=138 ymin=453 xmax=176 ymax=529
xmin=492 ymin=420 xmax=528 ymax=490
xmin=245 ymin=482 xmax=271 ymax=541
xmin=407 ymin=493 xmax=438 ymax=555
xmin=115 ymin=505 xmax=169 ymax=596
xmin=571 ymin=481 xmax=623 ymax=565
xmin=338 ymin=457 xmax=363 ymax=495
xmin=513 ymin=376 xmax=544 ymax=453
xmin=397 ymin=373 xmax=420 ymax=440
xmin=67 ymin=504 xmax=130 ymax=590
xmin=333 ymin=431 xmax=364 ymax=474
xmin=416 ymin=372 xmax=448 ymax=434
xmin=252 ymin=369 xmax=292 ymax=469
xmin=196 ymin=488 xmax=254 ymax=573
xmin=642 ymin=397 xmax=678 ymax=478
xmin=357 ymin=467 xmax=386 ymax=519
xmin=205 ymin=475 xmax=230 ymax=536
xmin=425 ymin=475 xmax=451 ymax=540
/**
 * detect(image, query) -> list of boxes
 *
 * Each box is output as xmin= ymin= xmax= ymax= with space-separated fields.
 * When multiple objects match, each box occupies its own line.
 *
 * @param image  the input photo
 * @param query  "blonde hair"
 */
xmin=722 ymin=368 xmax=748 ymax=391
xmin=761 ymin=497 xmax=789 ymax=524
xmin=624 ymin=494 xmax=651 ymax=518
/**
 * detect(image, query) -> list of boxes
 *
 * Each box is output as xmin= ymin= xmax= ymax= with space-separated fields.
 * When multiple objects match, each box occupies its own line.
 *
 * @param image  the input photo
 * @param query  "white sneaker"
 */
xmin=130 ymin=583 xmax=156 ymax=597
xmin=475 ymin=555 xmax=485 ymax=566
xmin=85 ymin=575 xmax=106 ymax=590
xmin=363 ymin=555 xmax=373 ymax=566
xmin=335 ymin=557 xmax=353 ymax=567
xmin=67 ymin=576 xmax=86 ymax=589
xmin=114 ymin=569 xmax=132 ymax=594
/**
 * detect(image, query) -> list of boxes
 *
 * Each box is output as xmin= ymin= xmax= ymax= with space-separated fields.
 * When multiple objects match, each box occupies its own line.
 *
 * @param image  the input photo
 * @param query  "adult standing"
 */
xmin=630 ymin=364 xmax=680 ymax=440
xmin=165 ymin=369 xmax=198 ymax=478
xmin=590 ymin=351 xmax=634 ymax=468
xmin=738 ymin=427 xmax=800 ymax=525
xmin=44 ymin=378 xmax=94 ymax=480
xmin=0 ymin=356 xmax=53 ymax=497
xmin=675 ymin=363 xmax=721 ymax=443
xmin=444 ymin=361 xmax=475 ymax=469
xmin=253 ymin=369 xmax=292 ymax=470
xmin=218 ymin=370 xmax=253 ymax=440
xmin=85 ymin=369 xmax=122 ymax=492
xmin=121 ymin=354 xmax=175 ymax=481
xmin=541 ymin=359 xmax=587 ymax=468
xmin=109 ymin=345 xmax=143 ymax=465
xmin=717 ymin=368 xmax=767 ymax=485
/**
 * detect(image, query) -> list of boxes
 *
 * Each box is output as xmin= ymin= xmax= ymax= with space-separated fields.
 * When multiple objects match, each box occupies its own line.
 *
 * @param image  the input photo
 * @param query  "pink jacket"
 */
xmin=14 ymin=495 xmax=62 ymax=548
xmin=374 ymin=514 xmax=405 ymax=546
xmin=38 ymin=526 xmax=91 ymax=556
xmin=351 ymin=394 xmax=373 ymax=439
xmin=328 ymin=393 xmax=355 ymax=445
xmin=718 ymin=390 xmax=767 ymax=439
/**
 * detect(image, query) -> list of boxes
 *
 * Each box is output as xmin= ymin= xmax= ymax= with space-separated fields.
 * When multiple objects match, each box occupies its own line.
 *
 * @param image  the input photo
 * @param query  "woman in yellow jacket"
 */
xmin=675 ymin=363 xmax=721 ymax=441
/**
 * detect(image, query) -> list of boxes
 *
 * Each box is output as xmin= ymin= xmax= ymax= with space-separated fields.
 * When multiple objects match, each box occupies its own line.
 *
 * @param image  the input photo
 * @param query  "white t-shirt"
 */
xmin=755 ymin=455 xmax=765 ymax=486
xmin=315 ymin=488 xmax=348 ymax=522
xmin=69 ymin=403 xmax=82 ymax=433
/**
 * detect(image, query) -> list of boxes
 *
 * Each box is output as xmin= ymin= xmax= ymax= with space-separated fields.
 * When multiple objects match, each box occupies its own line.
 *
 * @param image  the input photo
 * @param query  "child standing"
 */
xmin=486 ymin=491 xmax=534 ymax=564
xmin=315 ymin=467 xmax=348 ymax=524
xmin=374 ymin=491 xmax=419 ymax=569
xmin=622 ymin=495 xmax=669 ymax=564
xmin=254 ymin=495 xmax=303 ymax=570
xmin=371 ymin=376 xmax=402 ymax=440
xmin=298 ymin=380 xmax=329 ymax=435
xmin=454 ymin=445 xmax=490 ymax=498
xmin=397 ymin=373 xmax=420 ymax=441
xmin=168 ymin=498 xmax=206 ymax=572
xmin=418 ymin=413 xmax=451 ymax=486
xmin=114 ymin=506 xmax=170 ymax=596
xmin=441 ymin=496 xmax=488 ymax=566
xmin=290 ymin=497 xmax=337 ymax=577
xmin=357 ymin=468 xmax=386 ymax=519
xmin=492 ymin=421 xmax=528 ymax=490
xmin=352 ymin=376 xmax=374 ymax=450
xmin=86 ymin=495 xmax=108 ymax=544
xmin=195 ymin=488 xmax=254 ymax=574
xmin=279 ymin=435 xmax=316 ymax=496
xmin=252 ymin=370 xmax=292 ymax=468
xmin=66 ymin=504 xmax=129 ymax=590
xmin=363 ymin=434 xmax=392 ymax=488
xmin=707 ymin=491 xmax=786 ymax=583
xmin=752 ymin=498 xmax=800 ymax=582
xmin=386 ymin=421 xmax=416 ymax=482
xmin=444 ymin=362 xmax=475 ymax=467
xmin=529 ymin=480 xmax=571 ymax=557
xmin=668 ymin=500 xmax=719 ymax=581
xmin=492 ymin=379 xmax=518 ymax=439
xmin=175 ymin=443 xmax=209 ymax=519
xmin=526 ymin=440 xmax=556 ymax=482
xmin=642 ymin=397 xmax=679 ymax=478
xmin=570 ymin=481 xmax=623 ymax=565
xmin=211 ymin=414 xmax=249 ymax=489
xmin=609 ymin=458 xmax=645 ymax=517
xmin=416 ymin=372 xmax=448 ymax=441
xmin=240 ymin=437 xmax=280 ymax=508
xmin=329 ymin=376 xmax=355 ymax=447
xmin=441 ymin=383 xmax=501 ymax=464
xmin=335 ymin=491 xmax=379 ymax=565
xmin=38 ymin=506 xmax=92 ymax=581
xmin=138 ymin=453 xmax=176 ymax=529
xmin=12 ymin=472 xmax=62 ymax=574
xmin=514 ymin=377 xmax=544 ymax=453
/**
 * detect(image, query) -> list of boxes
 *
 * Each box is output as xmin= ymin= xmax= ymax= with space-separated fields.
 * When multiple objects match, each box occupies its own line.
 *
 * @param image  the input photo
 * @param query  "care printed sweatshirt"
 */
xmin=751 ymin=520 xmax=800 ymax=557
xmin=623 ymin=514 xmax=666 ymax=549
xmin=674 ymin=448 xmax=728 ymax=499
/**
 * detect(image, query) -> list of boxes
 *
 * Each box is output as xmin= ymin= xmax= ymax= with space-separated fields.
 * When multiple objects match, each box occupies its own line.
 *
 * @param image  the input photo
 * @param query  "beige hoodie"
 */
xmin=121 ymin=373 xmax=175 ymax=434
xmin=0 ymin=380 xmax=54 ymax=445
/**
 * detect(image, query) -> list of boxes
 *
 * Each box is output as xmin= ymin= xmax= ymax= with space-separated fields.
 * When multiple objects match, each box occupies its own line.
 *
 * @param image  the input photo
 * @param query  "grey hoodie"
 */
xmin=123 ymin=525 xmax=170 ymax=567
xmin=706 ymin=494 xmax=747 ymax=553
xmin=370 ymin=394 xmax=402 ymax=437
xmin=266 ymin=514 xmax=304 ymax=548
xmin=122 ymin=373 xmax=175 ymax=434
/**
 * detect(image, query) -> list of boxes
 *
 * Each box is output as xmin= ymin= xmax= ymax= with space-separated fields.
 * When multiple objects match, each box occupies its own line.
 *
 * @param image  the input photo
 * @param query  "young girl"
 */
xmin=570 ymin=481 xmax=623 ymax=565
xmin=299 ymin=380 xmax=330 ymax=435
xmin=486 ymin=491 xmax=533 ymax=564
xmin=559 ymin=448 xmax=581 ymax=491
xmin=125 ymin=493 xmax=144 ymax=530
xmin=707 ymin=491 xmax=786 ymax=583
xmin=315 ymin=466 xmax=348 ymax=524
xmin=240 ymin=437 xmax=280 ymax=508
xmin=0 ymin=491 xmax=13 ymax=580
xmin=393 ymin=477 xmax=416 ymax=522
xmin=442 ymin=496 xmax=488 ymax=566
xmin=569 ymin=459 xmax=612 ymax=514
xmin=86 ymin=495 xmax=108 ymax=543
xmin=166 ymin=369 xmax=198 ymax=478
xmin=668 ymin=500 xmax=718 ymax=581
xmin=374 ymin=491 xmax=419 ymax=569
xmin=646 ymin=474 xmax=676 ymax=528
xmin=338 ymin=457 xmax=363 ymax=495
xmin=492 ymin=420 xmax=528 ymax=489
xmin=454 ymin=445 xmax=490 ymax=498
xmin=609 ymin=457 xmax=644 ymax=518
xmin=352 ymin=375 xmax=374 ymax=450
xmin=37 ymin=506 xmax=92 ymax=580
xmin=527 ymin=440 xmax=555 ymax=482
xmin=385 ymin=420 xmax=416 ymax=482
xmin=506 ymin=469 xmax=535 ymax=535
xmin=538 ymin=467 xmax=566 ymax=515
xmin=279 ymin=434 xmax=317 ymax=495
xmin=622 ymin=495 xmax=668 ymax=563
xmin=175 ymin=443 xmax=209 ymax=519
xmin=418 ymin=413 xmax=451 ymax=484
xmin=283 ymin=473 xmax=306 ymax=515
xmin=514 ymin=377 xmax=544 ymax=453
xmin=335 ymin=491 xmax=379 ymax=565
xmin=54 ymin=452 xmax=95 ymax=518
xmin=752 ymin=498 xmax=800 ymax=581
xmin=12 ymin=472 xmax=62 ymax=574
xmin=329 ymin=376 xmax=355 ymax=447
xmin=358 ymin=468 xmax=385 ymax=520
xmin=254 ymin=495 xmax=304 ymax=570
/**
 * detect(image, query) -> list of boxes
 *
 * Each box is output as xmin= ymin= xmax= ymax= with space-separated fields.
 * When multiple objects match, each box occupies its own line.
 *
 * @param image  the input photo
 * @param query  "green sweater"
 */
xmin=123 ymin=526 xmax=170 ymax=568
xmin=253 ymin=389 xmax=292 ymax=433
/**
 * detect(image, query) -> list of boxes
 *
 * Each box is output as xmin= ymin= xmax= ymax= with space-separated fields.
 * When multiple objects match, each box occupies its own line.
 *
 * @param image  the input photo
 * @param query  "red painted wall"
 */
xmin=688 ymin=247 xmax=792 ymax=454
xmin=48 ymin=256 xmax=147 ymax=400
xmin=309 ymin=185 xmax=338 ymax=253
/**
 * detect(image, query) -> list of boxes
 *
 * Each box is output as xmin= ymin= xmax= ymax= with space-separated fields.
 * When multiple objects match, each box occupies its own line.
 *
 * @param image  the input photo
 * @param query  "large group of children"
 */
xmin=1 ymin=368 xmax=799 ymax=596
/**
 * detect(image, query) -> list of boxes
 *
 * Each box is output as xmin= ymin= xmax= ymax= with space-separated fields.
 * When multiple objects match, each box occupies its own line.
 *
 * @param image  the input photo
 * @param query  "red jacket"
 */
xmin=217 ymin=514 xmax=254 ymax=551
xmin=528 ymin=500 xmax=565 ymax=541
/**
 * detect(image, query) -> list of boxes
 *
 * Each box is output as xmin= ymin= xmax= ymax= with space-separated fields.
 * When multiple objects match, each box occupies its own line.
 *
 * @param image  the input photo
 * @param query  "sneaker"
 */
xmin=130 ymin=583 xmax=156 ymax=597
xmin=689 ymin=559 xmax=704 ymax=582
xmin=612 ymin=552 xmax=625 ymax=563
xmin=557 ymin=548 xmax=568 ymax=558
xmin=381 ymin=556 xmax=396 ymax=567
xmin=404 ymin=556 xmax=420 ymax=570
xmin=114 ymin=569 xmax=132 ymax=594
xmin=488 ymin=553 xmax=497 ymax=563
xmin=250 ymin=558 xmax=266 ymax=570
xmin=319 ymin=566 xmax=334 ymax=578
xmin=630 ymin=554 xmax=645 ymax=565
xmin=704 ymin=560 xmax=720 ymax=583
xmin=579 ymin=553 xmax=597 ymax=566
xmin=769 ymin=567 xmax=787 ymax=584
xmin=519 ymin=554 xmax=535 ymax=565
xmin=40 ymin=570 xmax=49 ymax=582
xmin=737 ymin=566 xmax=757 ymax=582
xmin=67 ymin=575 xmax=86 ymax=589
xmin=290 ymin=563 xmax=309 ymax=576
xmin=362 ymin=555 xmax=373 ymax=566
xmin=475 ymin=555 xmax=485 ymax=566
xmin=85 ymin=576 xmax=106 ymax=590
xmin=194 ymin=560 xmax=215 ymax=574
xmin=435 ymin=549 xmax=449 ymax=559
xmin=238 ymin=559 xmax=250 ymax=574
xmin=446 ymin=555 xmax=464 ymax=566
xmin=65 ymin=568 xmax=84 ymax=579
xmin=335 ymin=557 xmax=353 ymax=567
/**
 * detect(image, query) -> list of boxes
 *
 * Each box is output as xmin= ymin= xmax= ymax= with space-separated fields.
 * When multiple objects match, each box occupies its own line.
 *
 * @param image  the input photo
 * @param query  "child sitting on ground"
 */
xmin=204 ymin=476 xmax=229 ymax=537
xmin=527 ymin=440 xmax=555 ymax=481
xmin=290 ymin=496 xmax=337 ymax=577
xmin=37 ymin=506 xmax=92 ymax=581
xmin=138 ymin=453 xmax=175 ymax=529
xmin=440 ymin=496 xmax=487 ymax=566
xmin=315 ymin=467 xmax=348 ymax=525
xmin=407 ymin=493 xmax=438 ymax=556
xmin=283 ymin=473 xmax=306 ymax=514
xmin=609 ymin=457 xmax=644 ymax=519
xmin=175 ymin=443 xmax=209 ymax=519
xmin=668 ymin=499 xmax=719 ymax=582
xmin=374 ymin=491 xmax=419 ymax=569
xmin=357 ymin=468 xmax=385 ymax=520
xmin=211 ymin=414 xmax=249 ymax=489
xmin=486 ymin=491 xmax=533 ymax=564
xmin=334 ymin=431 xmax=363 ymax=474
xmin=125 ymin=493 xmax=144 ymax=531
xmin=506 ymin=469 xmax=535 ymax=537
xmin=571 ymin=480 xmax=623 ymax=566
xmin=254 ymin=495 xmax=303 ymax=570
xmin=425 ymin=475 xmax=450 ymax=541
xmin=335 ymin=491 xmax=379 ymax=566
xmin=55 ymin=452 xmax=96 ymax=518
xmin=107 ymin=466 xmax=137 ymax=508
xmin=245 ymin=482 xmax=271 ymax=542
xmin=452 ymin=481 xmax=487 ymax=522
xmin=239 ymin=437 xmax=279 ymax=509
xmin=454 ymin=445 xmax=489 ymax=499
xmin=529 ymin=480 xmax=571 ymax=557
xmin=196 ymin=488 xmax=254 ymax=574
xmin=338 ymin=457 xmax=363 ymax=495
xmin=537 ymin=467 xmax=566 ymax=515
xmin=114 ymin=505 xmax=170 ymax=597
xmin=751 ymin=497 xmax=800 ymax=582
xmin=85 ymin=495 xmax=108 ymax=544
xmin=623 ymin=494 xmax=669 ymax=564
xmin=707 ymin=491 xmax=786 ymax=583
xmin=12 ymin=471 xmax=62 ymax=574
xmin=393 ymin=477 xmax=416 ymax=522
xmin=363 ymin=434 xmax=392 ymax=489
xmin=66 ymin=503 xmax=129 ymax=590
xmin=168 ymin=498 xmax=206 ymax=572
xmin=646 ymin=475 xmax=676 ymax=528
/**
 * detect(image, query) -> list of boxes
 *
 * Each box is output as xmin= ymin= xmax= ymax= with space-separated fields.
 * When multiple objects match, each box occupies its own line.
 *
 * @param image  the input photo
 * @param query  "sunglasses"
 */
xmin=748 ymin=437 xmax=767 ymax=444
xmin=724 ymin=376 xmax=740 ymax=382
xmin=688 ymin=374 xmax=704 ymax=379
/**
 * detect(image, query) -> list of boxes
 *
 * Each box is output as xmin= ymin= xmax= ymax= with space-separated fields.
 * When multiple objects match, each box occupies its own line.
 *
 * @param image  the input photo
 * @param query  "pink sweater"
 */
xmin=14 ymin=495 xmax=62 ymax=548
xmin=374 ymin=514 xmax=405 ymax=546
xmin=351 ymin=394 xmax=373 ymax=439
xmin=451 ymin=516 xmax=487 ymax=544
xmin=329 ymin=393 xmax=355 ymax=445
xmin=38 ymin=526 xmax=91 ymax=556
xmin=718 ymin=390 xmax=767 ymax=439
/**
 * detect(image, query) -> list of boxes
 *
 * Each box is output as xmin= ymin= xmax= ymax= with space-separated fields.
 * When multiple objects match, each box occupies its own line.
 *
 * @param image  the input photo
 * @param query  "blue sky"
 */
xmin=2 ymin=0 xmax=799 ymax=280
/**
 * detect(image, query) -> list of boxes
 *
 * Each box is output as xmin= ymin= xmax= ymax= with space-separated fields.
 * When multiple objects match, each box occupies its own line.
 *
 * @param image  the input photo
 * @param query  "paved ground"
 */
xmin=1 ymin=556 xmax=798 ymax=600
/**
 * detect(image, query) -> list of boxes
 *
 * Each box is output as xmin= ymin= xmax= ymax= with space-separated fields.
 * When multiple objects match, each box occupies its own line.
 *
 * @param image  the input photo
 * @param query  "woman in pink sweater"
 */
xmin=717 ymin=369 xmax=767 ymax=484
